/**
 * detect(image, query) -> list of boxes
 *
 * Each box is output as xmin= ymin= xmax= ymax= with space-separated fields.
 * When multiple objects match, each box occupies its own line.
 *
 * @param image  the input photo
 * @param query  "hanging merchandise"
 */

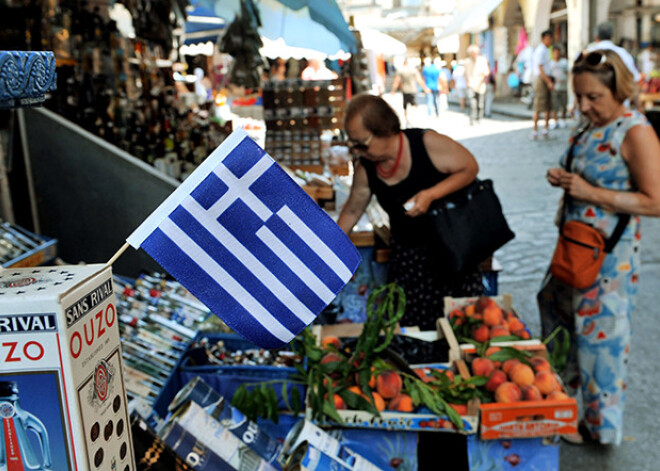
xmin=220 ymin=0 xmax=265 ymax=90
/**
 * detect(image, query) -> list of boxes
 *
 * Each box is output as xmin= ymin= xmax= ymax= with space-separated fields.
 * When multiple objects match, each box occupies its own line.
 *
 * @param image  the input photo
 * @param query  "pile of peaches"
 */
xmin=448 ymin=297 xmax=531 ymax=343
xmin=471 ymin=352 xmax=569 ymax=403
xmin=320 ymin=336 xmax=417 ymax=414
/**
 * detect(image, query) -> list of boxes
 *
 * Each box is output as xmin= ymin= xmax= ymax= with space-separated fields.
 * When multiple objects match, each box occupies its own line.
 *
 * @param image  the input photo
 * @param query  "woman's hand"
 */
xmin=546 ymin=167 xmax=565 ymax=186
xmin=557 ymin=171 xmax=594 ymax=200
xmin=404 ymin=190 xmax=434 ymax=217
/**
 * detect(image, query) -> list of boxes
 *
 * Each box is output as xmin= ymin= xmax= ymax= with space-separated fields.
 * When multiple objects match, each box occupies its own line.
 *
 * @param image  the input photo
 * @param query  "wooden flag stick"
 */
xmin=107 ymin=242 xmax=130 ymax=266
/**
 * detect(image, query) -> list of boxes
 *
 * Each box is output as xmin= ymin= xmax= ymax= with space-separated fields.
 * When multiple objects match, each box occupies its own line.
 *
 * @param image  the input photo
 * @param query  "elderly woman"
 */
xmin=538 ymin=49 xmax=660 ymax=445
xmin=337 ymin=93 xmax=484 ymax=330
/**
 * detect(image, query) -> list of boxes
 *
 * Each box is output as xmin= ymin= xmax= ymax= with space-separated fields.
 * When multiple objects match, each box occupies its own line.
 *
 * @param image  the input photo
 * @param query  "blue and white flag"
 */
xmin=127 ymin=129 xmax=360 ymax=348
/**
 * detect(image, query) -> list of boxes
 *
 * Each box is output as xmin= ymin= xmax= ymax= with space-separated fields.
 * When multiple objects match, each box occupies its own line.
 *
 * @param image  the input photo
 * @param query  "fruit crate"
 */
xmin=308 ymin=320 xmax=479 ymax=434
xmin=464 ymin=344 xmax=578 ymax=440
xmin=443 ymin=294 xmax=537 ymax=352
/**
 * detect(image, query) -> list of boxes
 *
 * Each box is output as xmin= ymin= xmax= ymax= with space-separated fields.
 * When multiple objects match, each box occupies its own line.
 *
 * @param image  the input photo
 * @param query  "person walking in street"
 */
xmin=390 ymin=58 xmax=430 ymax=127
xmin=531 ymin=30 xmax=555 ymax=139
xmin=452 ymin=61 xmax=467 ymax=112
xmin=422 ymin=57 xmax=441 ymax=117
xmin=338 ymin=93 xmax=484 ymax=330
xmin=465 ymin=45 xmax=490 ymax=125
xmin=538 ymin=49 xmax=660 ymax=446
xmin=586 ymin=22 xmax=641 ymax=82
xmin=549 ymin=45 xmax=569 ymax=127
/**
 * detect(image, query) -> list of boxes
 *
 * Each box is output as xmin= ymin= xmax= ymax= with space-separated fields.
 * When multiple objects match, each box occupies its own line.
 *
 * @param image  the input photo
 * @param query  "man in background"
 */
xmin=586 ymin=22 xmax=641 ymax=82
xmin=390 ymin=58 xmax=429 ymax=126
xmin=531 ymin=30 xmax=554 ymax=139
xmin=465 ymin=45 xmax=489 ymax=125
xmin=422 ymin=57 xmax=441 ymax=117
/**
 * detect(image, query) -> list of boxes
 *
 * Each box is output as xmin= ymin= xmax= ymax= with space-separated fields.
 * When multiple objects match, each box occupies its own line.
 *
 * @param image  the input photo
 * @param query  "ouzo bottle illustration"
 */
xmin=0 ymin=381 xmax=52 ymax=471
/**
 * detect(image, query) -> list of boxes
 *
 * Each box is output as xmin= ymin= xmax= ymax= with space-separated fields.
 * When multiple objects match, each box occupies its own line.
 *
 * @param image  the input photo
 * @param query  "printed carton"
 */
xmin=0 ymin=264 xmax=135 ymax=470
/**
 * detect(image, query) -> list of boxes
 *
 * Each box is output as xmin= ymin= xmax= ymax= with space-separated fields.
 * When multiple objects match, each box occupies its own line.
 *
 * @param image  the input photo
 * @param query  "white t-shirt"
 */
xmin=549 ymin=58 xmax=569 ymax=91
xmin=532 ymin=43 xmax=551 ymax=79
xmin=585 ymin=40 xmax=641 ymax=82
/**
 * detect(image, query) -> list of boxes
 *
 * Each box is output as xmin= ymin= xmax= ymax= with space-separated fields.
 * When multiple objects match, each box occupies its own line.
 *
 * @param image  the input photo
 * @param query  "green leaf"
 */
xmin=291 ymin=387 xmax=302 ymax=415
xmin=322 ymin=399 xmax=345 ymax=424
xmin=281 ymin=382 xmax=292 ymax=411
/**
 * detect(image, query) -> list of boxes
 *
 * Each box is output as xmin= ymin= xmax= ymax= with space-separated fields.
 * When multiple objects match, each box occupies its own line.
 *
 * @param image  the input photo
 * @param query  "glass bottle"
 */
xmin=0 ymin=381 xmax=53 ymax=470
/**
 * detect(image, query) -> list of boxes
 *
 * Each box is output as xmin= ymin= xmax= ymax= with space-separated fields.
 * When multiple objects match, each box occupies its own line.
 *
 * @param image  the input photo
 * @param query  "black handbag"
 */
xmin=426 ymin=179 xmax=515 ymax=274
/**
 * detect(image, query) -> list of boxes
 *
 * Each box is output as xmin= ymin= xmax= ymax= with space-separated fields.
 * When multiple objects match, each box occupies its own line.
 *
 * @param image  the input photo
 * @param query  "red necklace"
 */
xmin=376 ymin=133 xmax=403 ymax=179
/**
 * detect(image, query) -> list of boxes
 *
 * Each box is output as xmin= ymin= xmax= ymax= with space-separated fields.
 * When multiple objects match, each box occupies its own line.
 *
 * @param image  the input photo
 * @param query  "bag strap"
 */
xmin=560 ymin=125 xmax=631 ymax=253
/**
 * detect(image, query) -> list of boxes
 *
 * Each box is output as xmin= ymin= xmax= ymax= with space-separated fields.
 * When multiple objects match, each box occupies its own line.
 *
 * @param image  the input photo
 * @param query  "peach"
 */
xmin=512 ymin=328 xmax=531 ymax=340
xmin=472 ymin=324 xmax=490 ymax=342
xmin=534 ymin=371 xmax=559 ymax=395
xmin=483 ymin=305 xmax=504 ymax=326
xmin=388 ymin=394 xmax=414 ymax=412
xmin=371 ymin=391 xmax=386 ymax=412
xmin=509 ymin=363 xmax=535 ymax=387
xmin=321 ymin=336 xmax=341 ymax=350
xmin=471 ymin=357 xmax=496 ymax=378
xmin=464 ymin=304 xmax=476 ymax=317
xmin=332 ymin=393 xmax=347 ymax=410
xmin=546 ymin=390 xmax=569 ymax=400
xmin=476 ymin=296 xmax=496 ymax=313
xmin=521 ymin=385 xmax=543 ymax=401
xmin=490 ymin=325 xmax=510 ymax=339
xmin=376 ymin=370 xmax=403 ymax=399
xmin=448 ymin=403 xmax=468 ymax=415
xmin=502 ymin=358 xmax=521 ymax=375
xmin=485 ymin=369 xmax=508 ymax=392
xmin=494 ymin=382 xmax=522 ymax=403
xmin=320 ymin=352 xmax=345 ymax=377
xmin=507 ymin=317 xmax=525 ymax=332
xmin=485 ymin=346 xmax=501 ymax=357
xmin=354 ymin=366 xmax=377 ymax=389
xmin=449 ymin=309 xmax=465 ymax=325
xmin=530 ymin=357 xmax=552 ymax=373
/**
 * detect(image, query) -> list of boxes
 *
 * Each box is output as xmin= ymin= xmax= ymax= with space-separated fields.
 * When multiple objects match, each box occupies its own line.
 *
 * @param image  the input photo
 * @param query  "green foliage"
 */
xmin=543 ymin=326 xmax=571 ymax=373
xmin=230 ymin=283 xmax=479 ymax=430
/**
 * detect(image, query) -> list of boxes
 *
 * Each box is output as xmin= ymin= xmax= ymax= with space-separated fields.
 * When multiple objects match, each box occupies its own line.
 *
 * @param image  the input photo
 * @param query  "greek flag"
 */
xmin=127 ymin=129 xmax=360 ymax=348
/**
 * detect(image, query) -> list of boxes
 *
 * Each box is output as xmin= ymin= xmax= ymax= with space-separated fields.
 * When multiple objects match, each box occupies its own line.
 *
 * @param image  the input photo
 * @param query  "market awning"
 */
xmin=434 ymin=0 xmax=504 ymax=40
xmin=187 ymin=0 xmax=356 ymax=56
xmin=359 ymin=29 xmax=407 ymax=57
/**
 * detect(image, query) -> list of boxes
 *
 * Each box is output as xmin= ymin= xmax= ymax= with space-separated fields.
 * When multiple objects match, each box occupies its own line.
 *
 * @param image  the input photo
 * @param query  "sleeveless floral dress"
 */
xmin=537 ymin=110 xmax=648 ymax=445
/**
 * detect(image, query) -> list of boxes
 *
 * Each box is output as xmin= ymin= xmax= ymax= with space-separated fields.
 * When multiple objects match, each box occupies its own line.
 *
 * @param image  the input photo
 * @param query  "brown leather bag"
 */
xmin=550 ymin=220 xmax=607 ymax=289
xmin=549 ymin=128 xmax=630 ymax=289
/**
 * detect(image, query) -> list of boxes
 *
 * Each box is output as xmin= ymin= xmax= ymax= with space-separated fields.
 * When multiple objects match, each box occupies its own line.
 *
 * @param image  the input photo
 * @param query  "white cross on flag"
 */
xmin=127 ymin=129 xmax=360 ymax=348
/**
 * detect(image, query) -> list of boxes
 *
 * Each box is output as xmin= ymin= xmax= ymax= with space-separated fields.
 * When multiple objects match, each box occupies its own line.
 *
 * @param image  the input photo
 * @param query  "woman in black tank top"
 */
xmin=337 ymin=94 xmax=484 ymax=330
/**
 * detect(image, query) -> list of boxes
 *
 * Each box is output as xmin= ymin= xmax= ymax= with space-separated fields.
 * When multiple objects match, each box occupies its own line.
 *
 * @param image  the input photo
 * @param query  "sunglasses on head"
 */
xmin=575 ymin=51 xmax=609 ymax=67
xmin=347 ymin=133 xmax=374 ymax=152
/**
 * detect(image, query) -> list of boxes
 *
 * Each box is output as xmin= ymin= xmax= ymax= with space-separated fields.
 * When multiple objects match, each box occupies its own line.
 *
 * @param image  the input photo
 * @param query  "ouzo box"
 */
xmin=0 ymin=264 xmax=135 ymax=471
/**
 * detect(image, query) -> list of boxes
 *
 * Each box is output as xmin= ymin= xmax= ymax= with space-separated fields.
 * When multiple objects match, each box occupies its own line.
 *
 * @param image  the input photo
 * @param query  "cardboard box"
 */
xmin=309 ymin=321 xmax=477 ymax=433
xmin=0 ymin=264 xmax=135 ymax=470
xmin=463 ymin=345 xmax=578 ymax=440
xmin=443 ymin=294 xmax=536 ymax=351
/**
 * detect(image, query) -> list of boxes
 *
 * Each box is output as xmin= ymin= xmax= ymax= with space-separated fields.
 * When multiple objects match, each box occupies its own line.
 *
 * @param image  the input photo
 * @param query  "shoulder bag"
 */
xmin=549 ymin=128 xmax=630 ymax=289
xmin=426 ymin=178 xmax=515 ymax=274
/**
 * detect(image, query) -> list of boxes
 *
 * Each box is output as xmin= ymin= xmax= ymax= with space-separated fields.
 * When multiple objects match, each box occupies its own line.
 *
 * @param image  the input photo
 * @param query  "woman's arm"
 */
xmin=557 ymin=124 xmax=660 ymax=216
xmin=337 ymin=161 xmax=373 ymax=234
xmin=404 ymin=131 xmax=479 ymax=216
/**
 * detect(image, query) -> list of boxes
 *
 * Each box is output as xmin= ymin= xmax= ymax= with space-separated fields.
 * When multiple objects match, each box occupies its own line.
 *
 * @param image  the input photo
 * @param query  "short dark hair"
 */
xmin=596 ymin=22 xmax=614 ymax=41
xmin=541 ymin=30 xmax=552 ymax=39
xmin=344 ymin=93 xmax=401 ymax=137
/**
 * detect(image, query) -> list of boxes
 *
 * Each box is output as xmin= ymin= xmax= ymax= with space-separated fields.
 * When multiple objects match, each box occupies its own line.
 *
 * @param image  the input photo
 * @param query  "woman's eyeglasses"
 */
xmin=347 ymin=133 xmax=374 ymax=152
xmin=575 ymin=51 xmax=609 ymax=67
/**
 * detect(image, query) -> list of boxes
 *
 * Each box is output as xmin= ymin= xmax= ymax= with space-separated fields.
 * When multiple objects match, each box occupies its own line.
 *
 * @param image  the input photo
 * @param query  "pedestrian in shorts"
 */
xmin=531 ymin=30 xmax=555 ymax=139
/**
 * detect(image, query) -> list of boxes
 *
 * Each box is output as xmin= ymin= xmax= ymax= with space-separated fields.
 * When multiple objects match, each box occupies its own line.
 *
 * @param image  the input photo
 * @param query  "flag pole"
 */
xmin=107 ymin=242 xmax=130 ymax=266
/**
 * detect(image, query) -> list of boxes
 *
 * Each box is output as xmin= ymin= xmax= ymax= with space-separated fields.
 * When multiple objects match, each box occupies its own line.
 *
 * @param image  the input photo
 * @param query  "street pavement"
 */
xmin=401 ymin=98 xmax=660 ymax=470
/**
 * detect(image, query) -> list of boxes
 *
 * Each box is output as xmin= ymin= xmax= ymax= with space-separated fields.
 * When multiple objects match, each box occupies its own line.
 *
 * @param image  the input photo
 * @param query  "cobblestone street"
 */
xmin=401 ymin=101 xmax=660 ymax=469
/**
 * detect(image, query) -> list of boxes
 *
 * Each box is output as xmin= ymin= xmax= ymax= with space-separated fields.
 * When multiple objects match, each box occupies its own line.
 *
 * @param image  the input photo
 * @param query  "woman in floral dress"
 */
xmin=538 ymin=49 xmax=660 ymax=445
